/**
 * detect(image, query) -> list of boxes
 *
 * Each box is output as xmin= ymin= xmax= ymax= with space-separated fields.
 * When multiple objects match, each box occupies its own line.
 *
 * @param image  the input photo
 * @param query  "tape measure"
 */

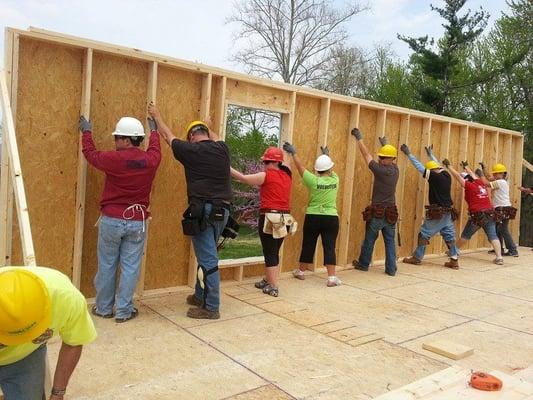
xmin=470 ymin=371 xmax=503 ymax=391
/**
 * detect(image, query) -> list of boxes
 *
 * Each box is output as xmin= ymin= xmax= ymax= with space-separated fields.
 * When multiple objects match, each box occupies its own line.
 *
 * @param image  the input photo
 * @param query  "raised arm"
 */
xmin=351 ymin=128 xmax=372 ymax=165
xmin=400 ymin=144 xmax=426 ymax=174
xmin=148 ymin=102 xmax=176 ymax=146
xmin=444 ymin=159 xmax=465 ymax=187
xmin=230 ymin=167 xmax=266 ymax=186
xmin=282 ymin=142 xmax=304 ymax=176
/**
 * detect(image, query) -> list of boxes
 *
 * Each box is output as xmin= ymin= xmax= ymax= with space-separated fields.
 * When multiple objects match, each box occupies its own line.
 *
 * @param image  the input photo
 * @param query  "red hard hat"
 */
xmin=261 ymin=147 xmax=284 ymax=162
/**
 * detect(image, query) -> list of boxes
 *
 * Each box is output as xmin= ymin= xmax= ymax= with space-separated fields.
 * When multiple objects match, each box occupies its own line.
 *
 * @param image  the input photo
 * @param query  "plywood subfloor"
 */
xmin=46 ymin=247 xmax=533 ymax=399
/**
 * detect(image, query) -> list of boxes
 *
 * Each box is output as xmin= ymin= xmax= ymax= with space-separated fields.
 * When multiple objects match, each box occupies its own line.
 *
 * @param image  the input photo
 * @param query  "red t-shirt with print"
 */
xmin=464 ymin=179 xmax=493 ymax=213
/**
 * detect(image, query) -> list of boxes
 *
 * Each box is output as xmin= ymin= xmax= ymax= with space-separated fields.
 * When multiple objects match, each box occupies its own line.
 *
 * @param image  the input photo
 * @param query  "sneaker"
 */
xmin=91 ymin=305 xmax=114 ymax=319
xmin=262 ymin=284 xmax=279 ymax=297
xmin=403 ymin=256 xmax=421 ymax=265
xmin=186 ymin=294 xmax=202 ymax=307
xmin=352 ymin=260 xmax=369 ymax=271
xmin=292 ymin=269 xmax=305 ymax=280
xmin=326 ymin=276 xmax=342 ymax=287
xmin=503 ymin=251 xmax=519 ymax=257
xmin=444 ymin=258 xmax=459 ymax=269
xmin=493 ymin=258 xmax=504 ymax=265
xmin=186 ymin=307 xmax=220 ymax=319
xmin=487 ymin=249 xmax=496 ymax=254
xmin=255 ymin=278 xmax=269 ymax=289
xmin=115 ymin=308 xmax=138 ymax=323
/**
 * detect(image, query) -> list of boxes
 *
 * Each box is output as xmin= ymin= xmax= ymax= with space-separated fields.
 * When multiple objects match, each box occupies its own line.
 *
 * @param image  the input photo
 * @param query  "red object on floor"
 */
xmin=470 ymin=372 xmax=503 ymax=391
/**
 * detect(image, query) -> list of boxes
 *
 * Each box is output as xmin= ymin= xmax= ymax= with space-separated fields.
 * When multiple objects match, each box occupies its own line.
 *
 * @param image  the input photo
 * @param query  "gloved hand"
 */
xmin=442 ymin=159 xmax=450 ymax=168
xmin=479 ymin=161 xmax=486 ymax=170
xmin=424 ymin=144 xmax=433 ymax=158
xmin=400 ymin=144 xmax=410 ymax=155
xmin=351 ymin=128 xmax=362 ymax=140
xmin=460 ymin=160 xmax=469 ymax=169
xmin=378 ymin=136 xmax=388 ymax=146
xmin=283 ymin=141 xmax=296 ymax=155
xmin=148 ymin=117 xmax=157 ymax=132
xmin=320 ymin=146 xmax=329 ymax=156
xmin=475 ymin=168 xmax=484 ymax=177
xmin=79 ymin=116 xmax=92 ymax=133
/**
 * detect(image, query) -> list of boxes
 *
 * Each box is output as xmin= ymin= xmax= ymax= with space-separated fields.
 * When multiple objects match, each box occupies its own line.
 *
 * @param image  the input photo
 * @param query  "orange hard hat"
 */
xmin=261 ymin=147 xmax=284 ymax=162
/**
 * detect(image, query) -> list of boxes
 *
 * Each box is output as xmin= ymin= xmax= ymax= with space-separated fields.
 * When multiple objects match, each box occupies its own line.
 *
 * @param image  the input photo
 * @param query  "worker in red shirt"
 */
xmin=443 ymin=159 xmax=503 ymax=265
xmin=231 ymin=147 xmax=294 ymax=297
xmin=79 ymin=114 xmax=161 ymax=322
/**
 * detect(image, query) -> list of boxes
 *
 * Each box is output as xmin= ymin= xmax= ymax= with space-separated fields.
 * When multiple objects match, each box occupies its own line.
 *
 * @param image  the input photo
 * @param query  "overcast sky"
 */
xmin=0 ymin=0 xmax=510 ymax=73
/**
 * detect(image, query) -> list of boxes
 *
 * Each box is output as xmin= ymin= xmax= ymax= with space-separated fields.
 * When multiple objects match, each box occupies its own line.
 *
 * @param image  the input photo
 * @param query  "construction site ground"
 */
xmin=48 ymin=247 xmax=533 ymax=399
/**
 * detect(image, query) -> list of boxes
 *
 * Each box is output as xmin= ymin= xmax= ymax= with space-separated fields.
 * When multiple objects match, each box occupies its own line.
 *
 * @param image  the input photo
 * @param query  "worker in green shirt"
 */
xmin=283 ymin=142 xmax=342 ymax=287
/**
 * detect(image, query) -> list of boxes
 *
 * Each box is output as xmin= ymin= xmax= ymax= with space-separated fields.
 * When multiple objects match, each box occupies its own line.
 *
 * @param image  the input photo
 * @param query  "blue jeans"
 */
xmin=461 ymin=219 xmax=498 ymax=241
xmin=0 ymin=345 xmax=46 ymax=400
xmin=192 ymin=203 xmax=229 ymax=311
xmin=95 ymin=215 xmax=145 ymax=319
xmin=358 ymin=217 xmax=397 ymax=275
xmin=413 ymin=213 xmax=458 ymax=260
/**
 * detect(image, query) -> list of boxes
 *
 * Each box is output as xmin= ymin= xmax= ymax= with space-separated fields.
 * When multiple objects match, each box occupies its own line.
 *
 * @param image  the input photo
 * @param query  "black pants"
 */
xmin=496 ymin=218 xmax=518 ymax=254
xmin=299 ymin=214 xmax=339 ymax=265
xmin=258 ymin=214 xmax=285 ymax=267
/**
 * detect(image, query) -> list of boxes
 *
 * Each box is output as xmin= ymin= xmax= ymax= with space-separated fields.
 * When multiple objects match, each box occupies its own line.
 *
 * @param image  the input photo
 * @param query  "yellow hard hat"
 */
xmin=377 ymin=144 xmax=397 ymax=158
xmin=0 ymin=268 xmax=51 ymax=346
xmin=491 ymin=163 xmax=507 ymax=174
xmin=186 ymin=120 xmax=209 ymax=135
xmin=425 ymin=160 xmax=440 ymax=170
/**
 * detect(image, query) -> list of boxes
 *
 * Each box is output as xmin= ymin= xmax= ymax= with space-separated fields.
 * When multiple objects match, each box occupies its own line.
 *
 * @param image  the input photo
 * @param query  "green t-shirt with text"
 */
xmin=302 ymin=170 xmax=339 ymax=216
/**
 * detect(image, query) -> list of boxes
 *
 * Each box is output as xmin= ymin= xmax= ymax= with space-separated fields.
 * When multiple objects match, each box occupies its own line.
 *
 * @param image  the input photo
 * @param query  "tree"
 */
xmin=228 ymin=0 xmax=368 ymax=85
xmin=398 ymin=0 xmax=489 ymax=115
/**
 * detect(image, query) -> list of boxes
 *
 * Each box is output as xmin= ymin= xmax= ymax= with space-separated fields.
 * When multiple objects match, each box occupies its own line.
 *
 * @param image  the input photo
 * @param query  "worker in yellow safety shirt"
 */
xmin=0 ymin=267 xmax=97 ymax=400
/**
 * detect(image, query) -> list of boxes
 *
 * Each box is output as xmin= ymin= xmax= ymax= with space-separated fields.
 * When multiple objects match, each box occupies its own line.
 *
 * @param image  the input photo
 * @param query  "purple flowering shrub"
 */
xmin=233 ymin=159 xmax=262 ymax=229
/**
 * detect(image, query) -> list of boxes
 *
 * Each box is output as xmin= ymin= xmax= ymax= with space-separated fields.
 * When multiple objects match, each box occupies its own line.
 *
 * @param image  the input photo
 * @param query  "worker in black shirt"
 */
xmin=149 ymin=103 xmax=231 ymax=319
xmin=400 ymin=144 xmax=460 ymax=269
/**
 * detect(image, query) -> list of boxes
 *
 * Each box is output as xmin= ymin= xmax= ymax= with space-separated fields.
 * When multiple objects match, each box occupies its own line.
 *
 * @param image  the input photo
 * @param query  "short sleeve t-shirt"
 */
xmin=490 ymin=179 xmax=512 ymax=207
xmin=464 ymin=179 xmax=493 ymax=212
xmin=368 ymin=160 xmax=399 ymax=205
xmin=0 ymin=266 xmax=97 ymax=366
xmin=171 ymin=139 xmax=232 ymax=201
xmin=302 ymin=170 xmax=339 ymax=216
xmin=426 ymin=169 xmax=453 ymax=207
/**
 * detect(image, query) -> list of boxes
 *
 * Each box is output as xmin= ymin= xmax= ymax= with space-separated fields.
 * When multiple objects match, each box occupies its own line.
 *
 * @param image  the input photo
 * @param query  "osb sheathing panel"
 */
xmin=80 ymin=52 xmax=148 ymax=295
xmin=347 ymin=108 xmax=378 ymax=263
xmin=14 ymin=37 xmax=83 ymax=276
xmin=209 ymin=76 xmax=225 ymax=131
xmin=226 ymin=79 xmax=290 ymax=113
xmin=144 ymin=66 xmax=201 ymax=289
xmin=282 ymin=95 xmax=320 ymax=270
xmin=327 ymin=102 xmax=350 ymax=256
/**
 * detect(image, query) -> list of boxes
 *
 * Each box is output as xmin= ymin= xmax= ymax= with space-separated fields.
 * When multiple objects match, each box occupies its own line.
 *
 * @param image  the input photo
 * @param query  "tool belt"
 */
xmin=469 ymin=209 xmax=495 ymax=227
xmin=495 ymin=206 xmax=517 ymax=221
xmin=425 ymin=205 xmax=459 ymax=221
xmin=182 ymin=198 xmax=231 ymax=236
xmin=263 ymin=212 xmax=297 ymax=238
xmin=362 ymin=204 xmax=398 ymax=224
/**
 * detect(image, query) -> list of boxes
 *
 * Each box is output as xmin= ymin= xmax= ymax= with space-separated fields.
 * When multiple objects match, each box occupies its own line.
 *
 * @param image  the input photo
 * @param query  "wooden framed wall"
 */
xmin=1 ymin=27 xmax=524 ymax=295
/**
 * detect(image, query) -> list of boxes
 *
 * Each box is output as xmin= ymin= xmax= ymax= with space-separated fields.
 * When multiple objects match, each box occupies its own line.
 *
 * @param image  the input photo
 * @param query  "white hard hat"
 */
xmin=314 ymin=154 xmax=334 ymax=172
xmin=112 ymin=117 xmax=145 ymax=137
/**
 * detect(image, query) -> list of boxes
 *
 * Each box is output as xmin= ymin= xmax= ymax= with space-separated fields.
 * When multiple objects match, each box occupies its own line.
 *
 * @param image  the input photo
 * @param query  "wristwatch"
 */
xmin=51 ymin=387 xmax=66 ymax=396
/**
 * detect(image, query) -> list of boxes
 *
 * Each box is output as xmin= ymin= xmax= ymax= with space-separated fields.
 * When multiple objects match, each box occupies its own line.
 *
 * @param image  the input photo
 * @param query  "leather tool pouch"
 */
xmin=470 ymin=211 xmax=491 ymax=227
xmin=425 ymin=205 xmax=443 ymax=220
xmin=362 ymin=206 xmax=373 ymax=222
xmin=373 ymin=205 xmax=386 ymax=219
xmin=451 ymin=207 xmax=459 ymax=221
xmin=504 ymin=206 xmax=517 ymax=220
xmin=385 ymin=206 xmax=399 ymax=224
xmin=182 ymin=199 xmax=207 ymax=236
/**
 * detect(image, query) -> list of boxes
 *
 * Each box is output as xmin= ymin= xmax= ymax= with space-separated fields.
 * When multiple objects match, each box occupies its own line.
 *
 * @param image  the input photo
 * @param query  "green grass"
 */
xmin=219 ymin=225 xmax=263 ymax=260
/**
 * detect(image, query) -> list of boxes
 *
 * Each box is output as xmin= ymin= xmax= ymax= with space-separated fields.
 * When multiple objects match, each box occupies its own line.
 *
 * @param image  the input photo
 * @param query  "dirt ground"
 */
xmin=47 ymin=247 xmax=533 ymax=399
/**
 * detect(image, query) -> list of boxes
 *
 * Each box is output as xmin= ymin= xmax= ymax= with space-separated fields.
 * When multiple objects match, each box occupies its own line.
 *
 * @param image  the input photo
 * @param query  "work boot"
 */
xmin=503 ymin=251 xmax=519 ymax=257
xmin=186 ymin=294 xmax=202 ymax=307
xmin=402 ymin=256 xmax=421 ymax=265
xmin=186 ymin=307 xmax=220 ymax=319
xmin=352 ymin=260 xmax=369 ymax=271
xmin=444 ymin=258 xmax=459 ymax=269
xmin=493 ymin=257 xmax=504 ymax=265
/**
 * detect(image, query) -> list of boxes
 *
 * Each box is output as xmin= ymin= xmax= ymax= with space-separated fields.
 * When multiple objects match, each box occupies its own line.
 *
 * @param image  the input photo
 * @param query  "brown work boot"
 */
xmin=186 ymin=294 xmax=202 ymax=307
xmin=444 ymin=258 xmax=459 ymax=269
xmin=402 ymin=256 xmax=421 ymax=265
xmin=186 ymin=307 xmax=220 ymax=319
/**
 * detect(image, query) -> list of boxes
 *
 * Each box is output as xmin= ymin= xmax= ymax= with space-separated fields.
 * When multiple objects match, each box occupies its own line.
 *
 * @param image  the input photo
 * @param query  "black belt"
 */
xmin=260 ymin=208 xmax=290 ymax=214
